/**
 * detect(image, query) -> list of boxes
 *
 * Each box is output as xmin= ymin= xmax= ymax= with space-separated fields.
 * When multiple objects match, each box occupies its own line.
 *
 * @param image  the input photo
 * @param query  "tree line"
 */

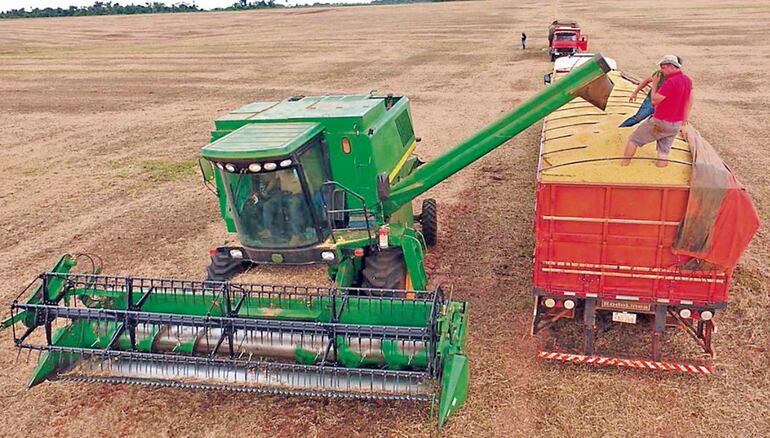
xmin=0 ymin=0 xmax=452 ymax=19
xmin=0 ymin=1 xmax=281 ymax=19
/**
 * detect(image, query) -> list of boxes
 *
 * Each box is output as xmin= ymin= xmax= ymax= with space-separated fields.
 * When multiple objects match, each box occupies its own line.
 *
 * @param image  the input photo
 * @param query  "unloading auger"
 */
xmin=3 ymin=54 xmax=613 ymax=428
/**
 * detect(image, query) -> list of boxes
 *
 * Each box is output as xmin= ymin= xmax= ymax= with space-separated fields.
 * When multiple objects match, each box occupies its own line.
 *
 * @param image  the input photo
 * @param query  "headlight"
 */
xmin=544 ymin=298 xmax=556 ymax=308
xmin=229 ymin=249 xmax=243 ymax=259
xmin=564 ymin=299 xmax=575 ymax=310
xmin=320 ymin=251 xmax=335 ymax=261
xmin=679 ymin=308 xmax=691 ymax=319
xmin=279 ymin=159 xmax=292 ymax=167
xmin=263 ymin=162 xmax=277 ymax=171
xmin=701 ymin=310 xmax=713 ymax=321
xmin=248 ymin=163 xmax=262 ymax=172
xmin=225 ymin=163 xmax=236 ymax=172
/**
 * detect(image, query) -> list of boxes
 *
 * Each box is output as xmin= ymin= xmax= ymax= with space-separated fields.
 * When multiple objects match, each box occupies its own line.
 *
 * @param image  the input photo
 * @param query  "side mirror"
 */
xmin=376 ymin=172 xmax=390 ymax=202
xmin=198 ymin=157 xmax=218 ymax=196
xmin=543 ymin=73 xmax=552 ymax=86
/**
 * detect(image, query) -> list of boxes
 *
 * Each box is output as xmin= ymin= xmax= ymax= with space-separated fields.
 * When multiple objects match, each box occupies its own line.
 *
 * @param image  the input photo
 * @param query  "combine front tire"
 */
xmin=361 ymin=248 xmax=407 ymax=290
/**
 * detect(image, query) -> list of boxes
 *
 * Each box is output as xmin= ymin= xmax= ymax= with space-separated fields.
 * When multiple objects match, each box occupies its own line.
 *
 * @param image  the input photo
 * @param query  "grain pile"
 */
xmin=540 ymin=71 xmax=692 ymax=184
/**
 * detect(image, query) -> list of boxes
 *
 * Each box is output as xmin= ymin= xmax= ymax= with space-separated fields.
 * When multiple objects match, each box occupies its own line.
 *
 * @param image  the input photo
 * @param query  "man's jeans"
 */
xmin=619 ymin=95 xmax=653 ymax=127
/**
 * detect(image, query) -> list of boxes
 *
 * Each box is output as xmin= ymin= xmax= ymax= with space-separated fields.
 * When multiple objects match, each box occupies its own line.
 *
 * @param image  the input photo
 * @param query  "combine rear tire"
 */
xmin=205 ymin=249 xmax=250 ymax=282
xmin=420 ymin=198 xmax=438 ymax=247
xmin=361 ymin=248 xmax=406 ymax=290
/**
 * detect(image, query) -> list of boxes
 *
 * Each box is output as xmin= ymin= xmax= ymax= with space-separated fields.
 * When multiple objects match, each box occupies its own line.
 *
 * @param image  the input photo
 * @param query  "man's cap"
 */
xmin=658 ymin=55 xmax=682 ymax=68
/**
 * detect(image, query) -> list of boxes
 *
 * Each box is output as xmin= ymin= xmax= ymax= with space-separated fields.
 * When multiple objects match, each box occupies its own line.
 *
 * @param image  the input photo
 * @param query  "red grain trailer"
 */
xmin=548 ymin=20 xmax=589 ymax=61
xmin=531 ymin=58 xmax=759 ymax=371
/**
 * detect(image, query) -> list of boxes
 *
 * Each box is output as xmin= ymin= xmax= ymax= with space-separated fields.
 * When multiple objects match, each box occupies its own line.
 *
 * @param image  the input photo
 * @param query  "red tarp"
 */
xmin=672 ymin=125 xmax=760 ymax=270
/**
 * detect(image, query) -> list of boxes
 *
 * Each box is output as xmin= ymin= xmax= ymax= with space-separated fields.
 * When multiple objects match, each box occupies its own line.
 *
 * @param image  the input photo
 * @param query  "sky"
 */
xmin=0 ymin=0 xmax=370 ymax=12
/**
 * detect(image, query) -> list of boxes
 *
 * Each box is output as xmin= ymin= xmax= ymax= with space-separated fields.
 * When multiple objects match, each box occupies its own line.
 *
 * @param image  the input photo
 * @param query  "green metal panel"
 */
xmin=388 ymin=223 xmax=428 ymax=290
xmin=437 ymin=300 xmax=469 ymax=428
xmin=247 ymin=95 xmax=384 ymax=121
xmin=231 ymin=101 xmax=280 ymax=114
xmin=439 ymin=354 xmax=469 ymax=428
xmin=27 ymin=321 xmax=85 ymax=387
xmin=212 ymin=95 xmax=384 ymax=132
xmin=201 ymin=122 xmax=323 ymax=161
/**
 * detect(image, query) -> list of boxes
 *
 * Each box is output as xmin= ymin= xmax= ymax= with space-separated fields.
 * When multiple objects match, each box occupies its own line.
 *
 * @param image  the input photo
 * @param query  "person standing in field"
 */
xmin=620 ymin=56 xmax=683 ymax=127
xmin=521 ymin=32 xmax=527 ymax=49
xmin=621 ymin=55 xmax=692 ymax=168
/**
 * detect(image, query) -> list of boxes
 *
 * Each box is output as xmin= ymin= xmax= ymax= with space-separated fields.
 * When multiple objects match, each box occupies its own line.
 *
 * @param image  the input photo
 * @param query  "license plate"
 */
xmin=600 ymin=300 xmax=652 ymax=313
xmin=612 ymin=312 xmax=637 ymax=324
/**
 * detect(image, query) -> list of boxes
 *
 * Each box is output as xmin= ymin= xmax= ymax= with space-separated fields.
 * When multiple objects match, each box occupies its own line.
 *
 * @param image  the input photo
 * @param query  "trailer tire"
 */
xmin=361 ymin=248 xmax=406 ymax=290
xmin=420 ymin=198 xmax=438 ymax=247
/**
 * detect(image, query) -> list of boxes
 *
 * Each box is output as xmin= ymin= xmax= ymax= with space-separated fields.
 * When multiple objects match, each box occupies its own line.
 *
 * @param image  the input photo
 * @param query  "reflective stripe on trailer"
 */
xmin=537 ymin=351 xmax=712 ymax=374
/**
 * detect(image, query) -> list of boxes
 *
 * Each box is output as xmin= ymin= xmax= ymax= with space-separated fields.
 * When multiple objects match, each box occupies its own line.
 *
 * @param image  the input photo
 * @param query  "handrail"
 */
xmin=321 ymin=180 xmax=376 ymax=244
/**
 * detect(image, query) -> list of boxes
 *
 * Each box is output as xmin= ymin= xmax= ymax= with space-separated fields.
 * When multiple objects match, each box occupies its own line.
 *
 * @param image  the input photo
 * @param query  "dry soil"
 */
xmin=1 ymin=0 xmax=769 ymax=436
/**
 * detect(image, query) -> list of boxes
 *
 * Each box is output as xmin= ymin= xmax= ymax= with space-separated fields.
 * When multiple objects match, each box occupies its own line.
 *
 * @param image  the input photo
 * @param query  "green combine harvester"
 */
xmin=3 ymin=55 xmax=612 ymax=428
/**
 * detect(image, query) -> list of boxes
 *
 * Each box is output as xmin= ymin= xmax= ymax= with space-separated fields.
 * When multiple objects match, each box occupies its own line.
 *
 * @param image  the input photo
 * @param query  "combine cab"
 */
xmin=3 ymin=55 xmax=615 ymax=428
xmin=548 ymin=20 xmax=588 ymax=61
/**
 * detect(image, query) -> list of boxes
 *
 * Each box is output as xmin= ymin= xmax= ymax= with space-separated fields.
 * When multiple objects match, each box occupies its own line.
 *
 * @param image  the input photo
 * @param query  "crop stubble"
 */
xmin=1 ymin=0 xmax=768 ymax=436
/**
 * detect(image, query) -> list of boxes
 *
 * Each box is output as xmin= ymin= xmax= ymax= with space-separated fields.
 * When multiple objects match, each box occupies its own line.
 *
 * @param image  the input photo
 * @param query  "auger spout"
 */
xmin=382 ymin=53 xmax=613 ymax=215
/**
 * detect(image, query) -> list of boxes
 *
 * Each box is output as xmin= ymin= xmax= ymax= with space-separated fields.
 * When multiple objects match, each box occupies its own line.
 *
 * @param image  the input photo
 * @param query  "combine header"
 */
xmin=4 ymin=55 xmax=614 ymax=427
xmin=6 ymin=254 xmax=468 ymax=425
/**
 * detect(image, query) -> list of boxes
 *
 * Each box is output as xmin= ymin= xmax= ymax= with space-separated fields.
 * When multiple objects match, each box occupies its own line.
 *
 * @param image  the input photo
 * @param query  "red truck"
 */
xmin=531 ymin=58 xmax=759 ymax=372
xmin=548 ymin=20 xmax=588 ymax=61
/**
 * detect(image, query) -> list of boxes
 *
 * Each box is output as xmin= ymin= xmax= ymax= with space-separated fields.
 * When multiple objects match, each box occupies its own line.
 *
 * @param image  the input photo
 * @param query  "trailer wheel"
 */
xmin=361 ymin=248 xmax=406 ymax=290
xmin=420 ymin=198 xmax=438 ymax=247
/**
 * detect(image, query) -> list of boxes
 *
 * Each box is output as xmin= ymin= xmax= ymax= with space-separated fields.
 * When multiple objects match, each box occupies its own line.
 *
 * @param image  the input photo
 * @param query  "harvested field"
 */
xmin=1 ymin=0 xmax=769 ymax=436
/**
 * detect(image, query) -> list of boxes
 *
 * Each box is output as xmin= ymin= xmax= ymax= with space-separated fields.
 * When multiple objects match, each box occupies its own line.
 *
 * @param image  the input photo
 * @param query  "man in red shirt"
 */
xmin=621 ymin=55 xmax=692 ymax=167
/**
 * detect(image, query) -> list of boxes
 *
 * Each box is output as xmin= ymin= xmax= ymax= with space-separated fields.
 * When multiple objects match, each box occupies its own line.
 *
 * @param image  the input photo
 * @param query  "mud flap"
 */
xmin=530 ymin=295 xmax=542 ymax=336
xmin=332 ymin=257 xmax=358 ymax=287
xmin=438 ymin=353 xmax=469 ymax=429
xmin=399 ymin=232 xmax=428 ymax=291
